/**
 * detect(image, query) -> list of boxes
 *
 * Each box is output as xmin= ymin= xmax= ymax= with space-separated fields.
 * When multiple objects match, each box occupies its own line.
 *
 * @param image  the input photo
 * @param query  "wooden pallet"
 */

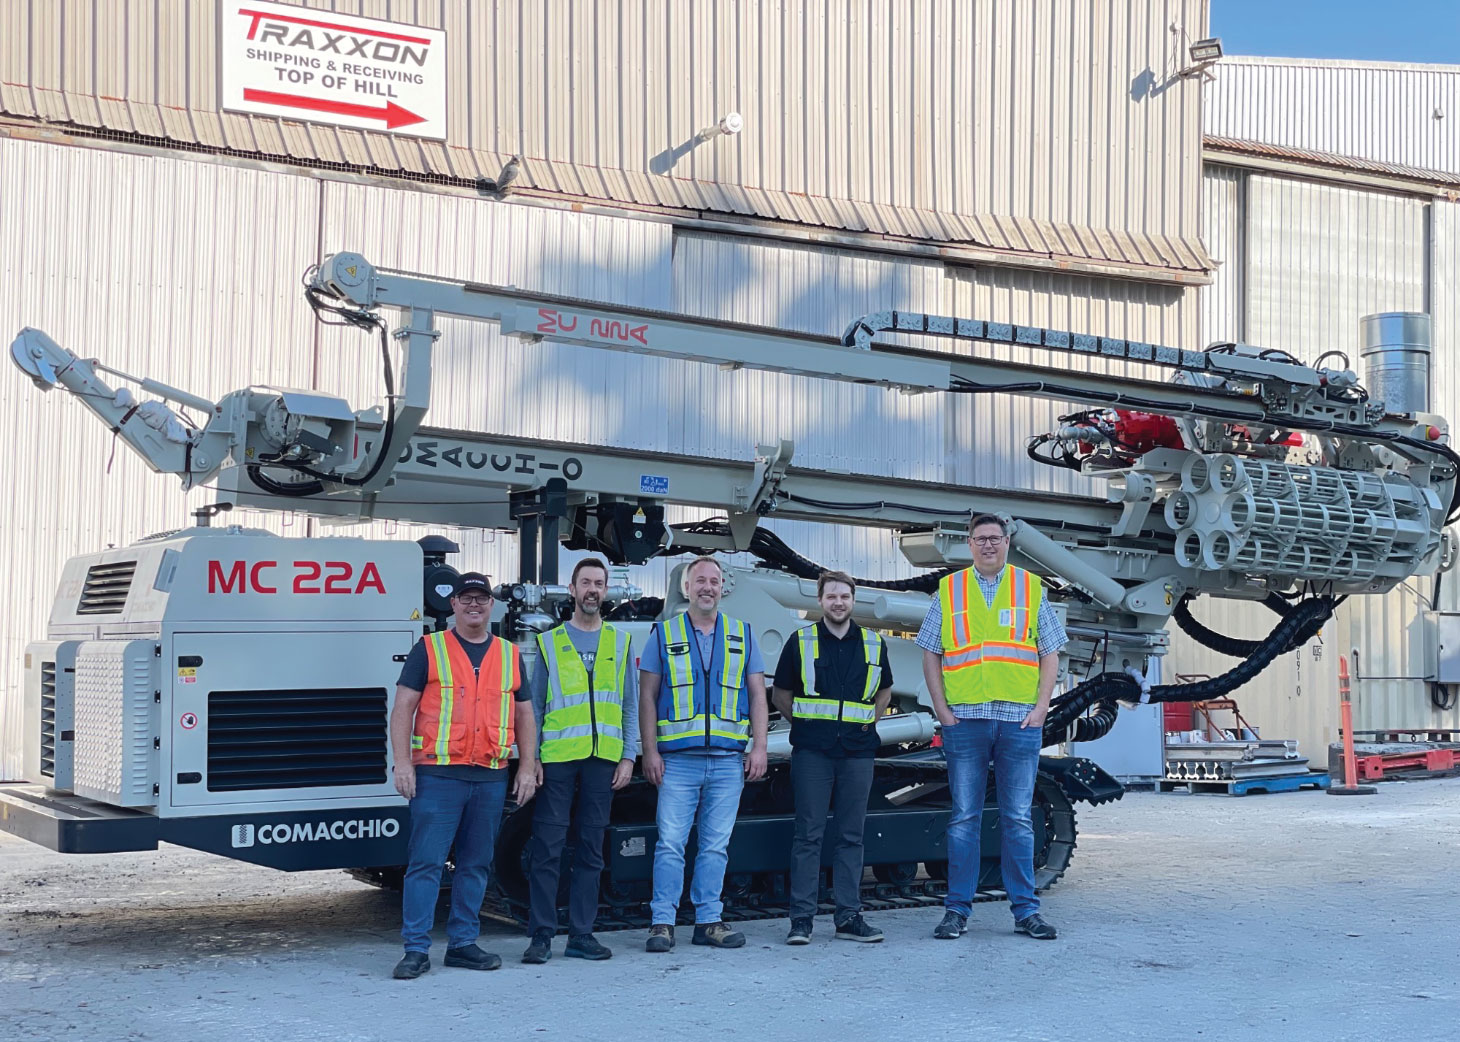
xmin=1158 ymin=771 xmax=1331 ymax=796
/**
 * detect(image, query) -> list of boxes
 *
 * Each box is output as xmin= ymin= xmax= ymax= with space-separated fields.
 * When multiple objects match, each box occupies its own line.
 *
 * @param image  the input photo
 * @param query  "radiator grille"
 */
xmin=39 ymin=661 xmax=57 ymax=778
xmin=77 ymin=561 xmax=137 ymax=615
xmin=207 ymin=688 xmax=388 ymax=791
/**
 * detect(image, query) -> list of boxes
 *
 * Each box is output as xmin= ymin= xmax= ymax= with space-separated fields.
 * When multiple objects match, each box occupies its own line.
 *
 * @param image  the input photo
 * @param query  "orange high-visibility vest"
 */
xmin=410 ymin=630 xmax=521 ymax=768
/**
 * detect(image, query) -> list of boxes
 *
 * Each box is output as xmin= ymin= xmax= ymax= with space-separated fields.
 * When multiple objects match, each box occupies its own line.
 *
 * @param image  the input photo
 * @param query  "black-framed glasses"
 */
xmin=970 ymin=536 xmax=1006 ymax=546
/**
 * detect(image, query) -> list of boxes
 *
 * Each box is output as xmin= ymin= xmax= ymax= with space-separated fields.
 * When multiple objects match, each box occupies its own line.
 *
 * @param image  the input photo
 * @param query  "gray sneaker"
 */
xmin=786 ymin=917 xmax=813 ymax=945
xmin=933 ymin=910 xmax=967 ymax=939
xmin=522 ymin=928 xmax=553 ymax=964
xmin=565 ymin=933 xmax=612 ymax=960
xmin=834 ymin=914 xmax=883 ymax=943
xmin=1015 ymin=913 xmax=1058 ymax=940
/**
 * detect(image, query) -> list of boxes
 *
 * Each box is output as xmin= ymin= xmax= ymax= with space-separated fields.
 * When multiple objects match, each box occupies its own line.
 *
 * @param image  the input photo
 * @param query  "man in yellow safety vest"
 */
xmin=521 ymin=557 xmax=638 ymax=964
xmin=917 ymin=514 xmax=1067 ymax=942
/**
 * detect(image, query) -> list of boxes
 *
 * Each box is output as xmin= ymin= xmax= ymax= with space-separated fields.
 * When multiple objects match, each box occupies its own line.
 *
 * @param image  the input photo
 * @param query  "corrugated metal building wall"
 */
xmin=1205 ymin=56 xmax=1460 ymax=173
xmin=0 ymin=0 xmax=1213 ymax=281
xmin=6 ymin=10 xmax=1460 ymax=783
xmin=0 ymin=1 xmax=1219 ymax=778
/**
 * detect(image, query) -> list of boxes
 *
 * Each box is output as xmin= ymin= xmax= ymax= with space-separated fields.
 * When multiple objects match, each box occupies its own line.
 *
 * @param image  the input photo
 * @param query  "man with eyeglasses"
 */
xmin=917 ymin=514 xmax=1066 ymax=942
xmin=388 ymin=572 xmax=539 ymax=979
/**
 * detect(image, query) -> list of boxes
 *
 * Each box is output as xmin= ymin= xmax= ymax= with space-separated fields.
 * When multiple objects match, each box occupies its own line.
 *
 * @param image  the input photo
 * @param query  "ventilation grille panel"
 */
xmin=207 ymin=688 xmax=388 ymax=792
xmin=77 ymin=561 xmax=137 ymax=615
xmin=39 ymin=661 xmax=56 ymax=778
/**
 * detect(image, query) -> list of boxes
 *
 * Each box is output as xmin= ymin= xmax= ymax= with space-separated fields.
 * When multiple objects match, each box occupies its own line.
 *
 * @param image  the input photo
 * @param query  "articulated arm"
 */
xmin=10 ymin=328 xmax=232 ymax=489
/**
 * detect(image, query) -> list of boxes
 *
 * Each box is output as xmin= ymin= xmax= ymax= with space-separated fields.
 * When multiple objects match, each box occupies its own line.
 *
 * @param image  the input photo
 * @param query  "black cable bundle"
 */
xmin=1041 ymin=595 xmax=1337 ymax=744
xmin=1171 ymin=592 xmax=1303 ymax=658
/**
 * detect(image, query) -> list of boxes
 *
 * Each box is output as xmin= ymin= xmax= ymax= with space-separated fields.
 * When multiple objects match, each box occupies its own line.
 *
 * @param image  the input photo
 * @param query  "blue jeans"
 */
xmin=942 ymin=718 xmax=1043 ymax=921
xmin=401 ymin=767 xmax=507 ymax=953
xmin=651 ymin=752 xmax=745 ymax=925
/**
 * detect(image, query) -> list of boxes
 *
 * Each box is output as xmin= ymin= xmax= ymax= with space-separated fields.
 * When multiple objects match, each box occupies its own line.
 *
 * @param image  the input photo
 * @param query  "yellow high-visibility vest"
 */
xmin=536 ymin=624 xmax=632 ymax=763
xmin=937 ymin=565 xmax=1042 ymax=706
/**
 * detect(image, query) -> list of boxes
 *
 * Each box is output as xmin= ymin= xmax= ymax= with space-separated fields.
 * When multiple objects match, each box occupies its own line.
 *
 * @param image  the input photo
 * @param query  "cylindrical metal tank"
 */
xmin=1360 ymin=312 xmax=1431 ymax=414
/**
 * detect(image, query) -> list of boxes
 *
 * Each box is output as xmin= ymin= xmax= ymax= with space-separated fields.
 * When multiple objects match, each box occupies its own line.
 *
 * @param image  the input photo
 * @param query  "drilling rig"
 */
xmin=4 ymin=253 xmax=1454 ymax=925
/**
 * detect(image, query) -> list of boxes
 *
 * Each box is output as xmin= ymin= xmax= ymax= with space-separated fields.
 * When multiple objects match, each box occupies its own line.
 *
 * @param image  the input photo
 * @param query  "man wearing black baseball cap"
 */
xmin=389 ymin=571 xmax=539 ymax=979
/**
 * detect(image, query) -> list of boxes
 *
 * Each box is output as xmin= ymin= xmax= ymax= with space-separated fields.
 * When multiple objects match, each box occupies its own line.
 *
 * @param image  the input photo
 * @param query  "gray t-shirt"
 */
xmin=526 ymin=623 xmax=640 ymax=762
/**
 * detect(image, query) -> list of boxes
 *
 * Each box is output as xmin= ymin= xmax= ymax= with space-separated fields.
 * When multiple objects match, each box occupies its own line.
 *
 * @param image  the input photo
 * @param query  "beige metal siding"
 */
xmin=1339 ymin=197 xmax=1460 ymax=736
xmin=1200 ymin=164 xmax=1244 ymax=343
xmin=1245 ymin=175 xmax=1427 ymax=359
xmin=1206 ymin=56 xmax=1460 ymax=175
xmin=0 ymin=0 xmax=1213 ymax=278
xmin=0 ymin=138 xmax=320 ymax=778
xmin=670 ymin=230 xmax=946 ymax=480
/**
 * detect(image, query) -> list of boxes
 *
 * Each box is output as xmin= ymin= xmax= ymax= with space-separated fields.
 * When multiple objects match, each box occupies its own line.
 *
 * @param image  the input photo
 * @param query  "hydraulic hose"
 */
xmin=1171 ymin=593 xmax=1306 ymax=658
xmin=1042 ymin=595 xmax=1337 ymax=744
xmin=1154 ymin=595 xmax=1334 ymax=701
xmin=1065 ymin=697 xmax=1120 ymax=743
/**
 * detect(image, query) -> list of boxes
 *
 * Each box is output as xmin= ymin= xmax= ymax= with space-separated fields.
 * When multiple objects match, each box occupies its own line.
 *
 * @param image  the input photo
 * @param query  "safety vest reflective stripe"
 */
xmin=718 ymin=618 xmax=748 ymax=720
xmin=496 ymin=645 xmax=516 ymax=766
xmin=943 ymin=642 xmax=1041 ymax=671
xmin=656 ymin=715 xmax=750 ymax=741
xmin=792 ymin=697 xmax=876 ymax=724
xmin=663 ymin=615 xmax=694 ymax=721
xmin=858 ymin=629 xmax=881 ymax=701
xmin=429 ymin=631 xmax=454 ymax=765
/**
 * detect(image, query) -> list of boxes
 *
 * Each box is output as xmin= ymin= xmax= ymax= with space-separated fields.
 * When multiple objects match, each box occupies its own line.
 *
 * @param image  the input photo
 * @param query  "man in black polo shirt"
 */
xmin=771 ymin=570 xmax=893 ymax=945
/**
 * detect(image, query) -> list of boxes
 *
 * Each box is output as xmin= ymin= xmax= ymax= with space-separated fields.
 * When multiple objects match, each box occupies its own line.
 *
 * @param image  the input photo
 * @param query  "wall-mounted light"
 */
xmin=1180 ymin=36 xmax=1223 ymax=78
xmin=696 ymin=111 xmax=744 ymax=142
xmin=1189 ymin=37 xmax=1223 ymax=63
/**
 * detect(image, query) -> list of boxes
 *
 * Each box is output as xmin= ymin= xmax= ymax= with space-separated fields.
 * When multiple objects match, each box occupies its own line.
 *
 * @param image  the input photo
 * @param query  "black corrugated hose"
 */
xmin=1041 ymin=595 xmax=1337 ymax=744
xmin=1171 ymin=592 xmax=1306 ymax=658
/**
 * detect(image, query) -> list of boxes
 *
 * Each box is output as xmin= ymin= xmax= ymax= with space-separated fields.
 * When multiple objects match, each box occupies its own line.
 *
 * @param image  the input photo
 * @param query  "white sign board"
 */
xmin=219 ymin=1 xmax=447 ymax=140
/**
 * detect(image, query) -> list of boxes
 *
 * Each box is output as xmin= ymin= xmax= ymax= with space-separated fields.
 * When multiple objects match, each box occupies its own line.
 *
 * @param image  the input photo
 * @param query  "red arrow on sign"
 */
xmin=242 ymin=88 xmax=426 ymax=130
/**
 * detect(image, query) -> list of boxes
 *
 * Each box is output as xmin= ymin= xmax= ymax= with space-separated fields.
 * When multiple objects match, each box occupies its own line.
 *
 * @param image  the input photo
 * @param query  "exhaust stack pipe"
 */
xmin=1360 ymin=311 xmax=1430 ymax=415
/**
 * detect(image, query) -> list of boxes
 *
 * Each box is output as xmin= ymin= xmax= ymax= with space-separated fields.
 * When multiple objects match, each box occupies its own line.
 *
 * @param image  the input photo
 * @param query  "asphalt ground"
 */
xmin=2 ymin=777 xmax=1457 ymax=1042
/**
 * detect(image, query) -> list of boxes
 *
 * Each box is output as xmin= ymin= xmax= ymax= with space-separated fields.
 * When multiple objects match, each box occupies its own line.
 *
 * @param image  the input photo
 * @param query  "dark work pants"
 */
xmin=526 ymin=758 xmax=616 ymax=936
xmin=789 ymin=748 xmax=876 ymax=923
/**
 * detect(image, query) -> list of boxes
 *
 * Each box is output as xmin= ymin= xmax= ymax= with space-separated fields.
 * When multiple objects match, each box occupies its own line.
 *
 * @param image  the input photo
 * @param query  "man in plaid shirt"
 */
xmin=917 ymin=514 xmax=1066 ymax=942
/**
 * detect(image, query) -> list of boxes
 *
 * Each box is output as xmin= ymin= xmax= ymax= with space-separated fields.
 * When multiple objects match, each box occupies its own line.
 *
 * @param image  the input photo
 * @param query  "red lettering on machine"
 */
xmin=207 ymin=560 xmax=388 ymax=595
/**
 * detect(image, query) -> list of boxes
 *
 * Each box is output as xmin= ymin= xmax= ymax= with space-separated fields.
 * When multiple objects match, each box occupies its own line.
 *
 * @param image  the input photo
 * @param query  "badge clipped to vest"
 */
xmin=999 ymin=609 xmax=1012 ymax=626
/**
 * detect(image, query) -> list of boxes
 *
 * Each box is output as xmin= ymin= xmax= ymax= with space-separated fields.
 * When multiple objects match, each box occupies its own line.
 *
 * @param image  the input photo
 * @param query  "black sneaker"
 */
xmin=933 ymin=910 xmax=967 ymax=939
xmin=645 ymin=924 xmax=675 ymax=953
xmin=522 ymin=929 xmax=553 ymax=964
xmin=565 ymin=933 xmax=613 ymax=960
xmin=1015 ymin=913 xmax=1058 ymax=940
xmin=692 ymin=922 xmax=746 ymax=948
xmin=785 ymin=917 xmax=813 ymax=945
xmin=834 ymin=914 xmax=883 ymax=943
xmin=443 ymin=943 xmax=503 ymax=970
xmin=392 ymin=951 xmax=429 ymax=979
